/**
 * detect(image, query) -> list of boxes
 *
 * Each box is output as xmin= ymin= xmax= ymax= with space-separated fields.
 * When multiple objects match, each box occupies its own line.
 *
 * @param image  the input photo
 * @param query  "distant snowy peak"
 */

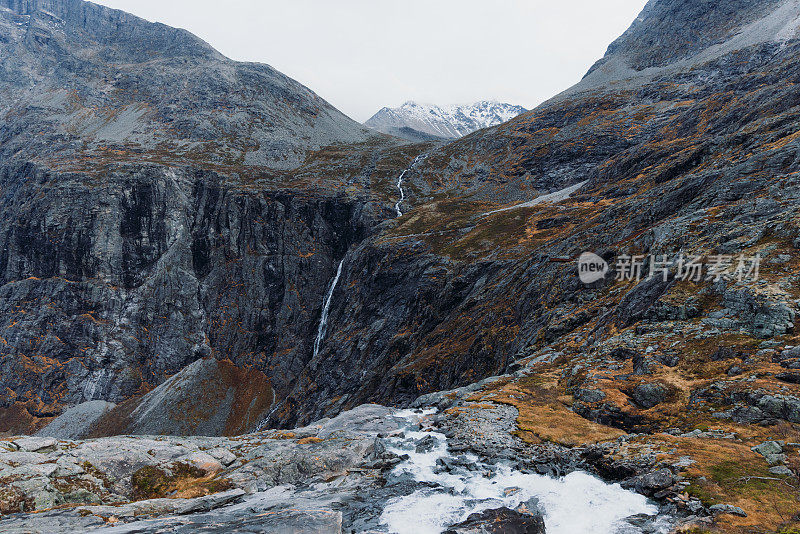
xmin=364 ymin=101 xmax=527 ymax=141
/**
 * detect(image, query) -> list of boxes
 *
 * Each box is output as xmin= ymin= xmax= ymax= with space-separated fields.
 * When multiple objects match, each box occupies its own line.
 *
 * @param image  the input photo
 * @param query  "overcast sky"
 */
xmin=93 ymin=0 xmax=649 ymax=122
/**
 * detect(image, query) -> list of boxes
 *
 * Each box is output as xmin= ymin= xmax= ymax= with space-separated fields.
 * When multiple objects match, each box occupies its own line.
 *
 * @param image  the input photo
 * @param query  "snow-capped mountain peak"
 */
xmin=364 ymin=101 xmax=527 ymax=141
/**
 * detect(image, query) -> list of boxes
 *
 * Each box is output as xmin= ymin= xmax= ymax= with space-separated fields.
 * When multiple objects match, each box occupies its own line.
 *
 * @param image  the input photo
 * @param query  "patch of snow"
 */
xmin=484 ymin=181 xmax=587 ymax=216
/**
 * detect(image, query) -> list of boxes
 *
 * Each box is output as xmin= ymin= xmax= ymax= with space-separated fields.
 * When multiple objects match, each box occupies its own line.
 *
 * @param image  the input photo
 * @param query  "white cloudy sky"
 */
xmin=93 ymin=0 xmax=649 ymax=122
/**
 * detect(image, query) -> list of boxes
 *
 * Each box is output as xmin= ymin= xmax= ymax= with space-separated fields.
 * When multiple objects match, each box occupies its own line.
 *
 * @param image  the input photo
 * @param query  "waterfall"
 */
xmin=380 ymin=409 xmax=672 ymax=534
xmin=395 ymin=154 xmax=427 ymax=217
xmin=312 ymin=259 xmax=344 ymax=358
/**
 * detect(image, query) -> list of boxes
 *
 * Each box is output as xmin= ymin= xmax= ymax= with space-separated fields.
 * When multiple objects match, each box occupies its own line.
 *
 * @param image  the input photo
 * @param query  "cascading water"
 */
xmin=380 ymin=409 xmax=673 ymax=534
xmin=395 ymin=154 xmax=426 ymax=217
xmin=312 ymin=259 xmax=345 ymax=358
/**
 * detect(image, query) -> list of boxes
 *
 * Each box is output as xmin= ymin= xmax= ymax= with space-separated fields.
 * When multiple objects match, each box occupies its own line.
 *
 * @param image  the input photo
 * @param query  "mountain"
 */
xmin=4 ymin=0 xmax=800 ymax=531
xmin=0 ymin=0 xmax=370 ymax=170
xmin=364 ymin=100 xmax=527 ymax=140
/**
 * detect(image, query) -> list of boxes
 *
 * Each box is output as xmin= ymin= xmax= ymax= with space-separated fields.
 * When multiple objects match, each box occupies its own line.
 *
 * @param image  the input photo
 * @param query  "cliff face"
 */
xmin=0 ymin=162 xmax=382 ymax=427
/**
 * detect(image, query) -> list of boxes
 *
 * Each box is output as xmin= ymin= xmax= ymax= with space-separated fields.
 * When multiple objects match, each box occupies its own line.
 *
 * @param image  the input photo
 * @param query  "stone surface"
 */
xmin=11 ymin=437 xmax=57 ymax=452
xmin=36 ymin=401 xmax=116 ymax=440
xmin=630 ymin=383 xmax=670 ymax=410
xmin=752 ymin=441 xmax=783 ymax=457
xmin=445 ymin=506 xmax=546 ymax=534
xmin=709 ymin=504 xmax=748 ymax=517
xmin=1 ymin=0 xmax=800 ymax=529
xmin=622 ymin=468 xmax=676 ymax=497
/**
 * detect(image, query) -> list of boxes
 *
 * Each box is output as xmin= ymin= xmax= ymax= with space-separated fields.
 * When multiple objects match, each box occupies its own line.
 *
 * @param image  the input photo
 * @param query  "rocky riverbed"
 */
xmin=1 ymin=374 xmax=723 ymax=534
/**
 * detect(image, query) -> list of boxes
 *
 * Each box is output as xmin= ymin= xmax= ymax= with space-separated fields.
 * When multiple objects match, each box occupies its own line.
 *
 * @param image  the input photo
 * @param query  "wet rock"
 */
xmin=414 ymin=435 xmax=438 ymax=454
xmin=622 ymin=468 xmax=676 ymax=497
xmin=516 ymin=496 xmax=544 ymax=517
xmin=625 ymin=513 xmax=663 ymax=533
xmin=445 ymin=506 xmax=546 ymax=534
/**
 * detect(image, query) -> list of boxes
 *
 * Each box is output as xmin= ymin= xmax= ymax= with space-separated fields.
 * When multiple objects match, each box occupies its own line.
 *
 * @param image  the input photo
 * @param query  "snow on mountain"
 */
xmin=364 ymin=101 xmax=527 ymax=141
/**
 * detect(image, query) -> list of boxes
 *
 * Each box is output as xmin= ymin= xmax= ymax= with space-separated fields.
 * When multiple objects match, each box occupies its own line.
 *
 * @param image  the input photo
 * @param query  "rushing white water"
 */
xmin=312 ymin=259 xmax=345 ymax=358
xmin=395 ymin=155 xmax=426 ymax=217
xmin=380 ymin=410 xmax=669 ymax=534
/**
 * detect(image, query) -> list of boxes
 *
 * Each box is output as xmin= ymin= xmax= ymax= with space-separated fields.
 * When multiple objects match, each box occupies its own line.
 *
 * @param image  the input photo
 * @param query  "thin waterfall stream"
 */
xmin=395 ymin=154 xmax=427 ymax=217
xmin=312 ymin=258 xmax=345 ymax=358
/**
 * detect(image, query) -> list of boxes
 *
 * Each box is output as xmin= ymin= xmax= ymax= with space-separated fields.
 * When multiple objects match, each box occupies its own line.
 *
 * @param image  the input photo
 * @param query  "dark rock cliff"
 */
xmin=0 ymin=161 xmax=383 ymax=428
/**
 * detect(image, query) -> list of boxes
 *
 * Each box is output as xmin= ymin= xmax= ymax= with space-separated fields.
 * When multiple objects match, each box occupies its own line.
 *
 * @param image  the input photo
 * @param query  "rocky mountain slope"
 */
xmin=364 ymin=101 xmax=527 ymax=141
xmin=0 ymin=0 xmax=424 ymax=435
xmin=3 ymin=0 xmax=800 ymax=531
xmin=0 ymin=0 xmax=370 ymax=169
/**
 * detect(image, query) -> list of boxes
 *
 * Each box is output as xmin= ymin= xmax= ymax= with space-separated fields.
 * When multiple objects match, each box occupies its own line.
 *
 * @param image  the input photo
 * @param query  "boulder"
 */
xmin=445 ymin=507 xmax=546 ymax=534
xmin=769 ymin=465 xmax=793 ymax=476
xmin=622 ymin=468 xmax=676 ymax=496
xmin=207 ymin=448 xmax=237 ymax=467
xmin=574 ymin=388 xmax=607 ymax=404
xmin=752 ymin=441 xmax=783 ymax=457
xmin=630 ymin=383 xmax=669 ymax=409
xmin=415 ymin=434 xmax=438 ymax=454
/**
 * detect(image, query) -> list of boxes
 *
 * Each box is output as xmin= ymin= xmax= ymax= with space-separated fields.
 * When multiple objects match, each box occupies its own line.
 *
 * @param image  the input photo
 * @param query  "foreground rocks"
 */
xmin=445 ymin=505 xmax=546 ymax=534
xmin=0 ymin=405 xmax=405 ymax=532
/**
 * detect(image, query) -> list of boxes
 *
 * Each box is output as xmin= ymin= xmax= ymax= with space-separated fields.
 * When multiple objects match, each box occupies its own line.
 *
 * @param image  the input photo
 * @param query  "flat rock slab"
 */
xmin=93 ymin=507 xmax=343 ymax=534
xmin=11 ymin=437 xmax=58 ymax=452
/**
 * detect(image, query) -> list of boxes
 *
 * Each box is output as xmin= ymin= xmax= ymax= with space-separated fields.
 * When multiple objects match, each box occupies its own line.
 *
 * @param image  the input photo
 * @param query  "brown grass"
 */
xmin=481 ymin=373 xmax=625 ymax=446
